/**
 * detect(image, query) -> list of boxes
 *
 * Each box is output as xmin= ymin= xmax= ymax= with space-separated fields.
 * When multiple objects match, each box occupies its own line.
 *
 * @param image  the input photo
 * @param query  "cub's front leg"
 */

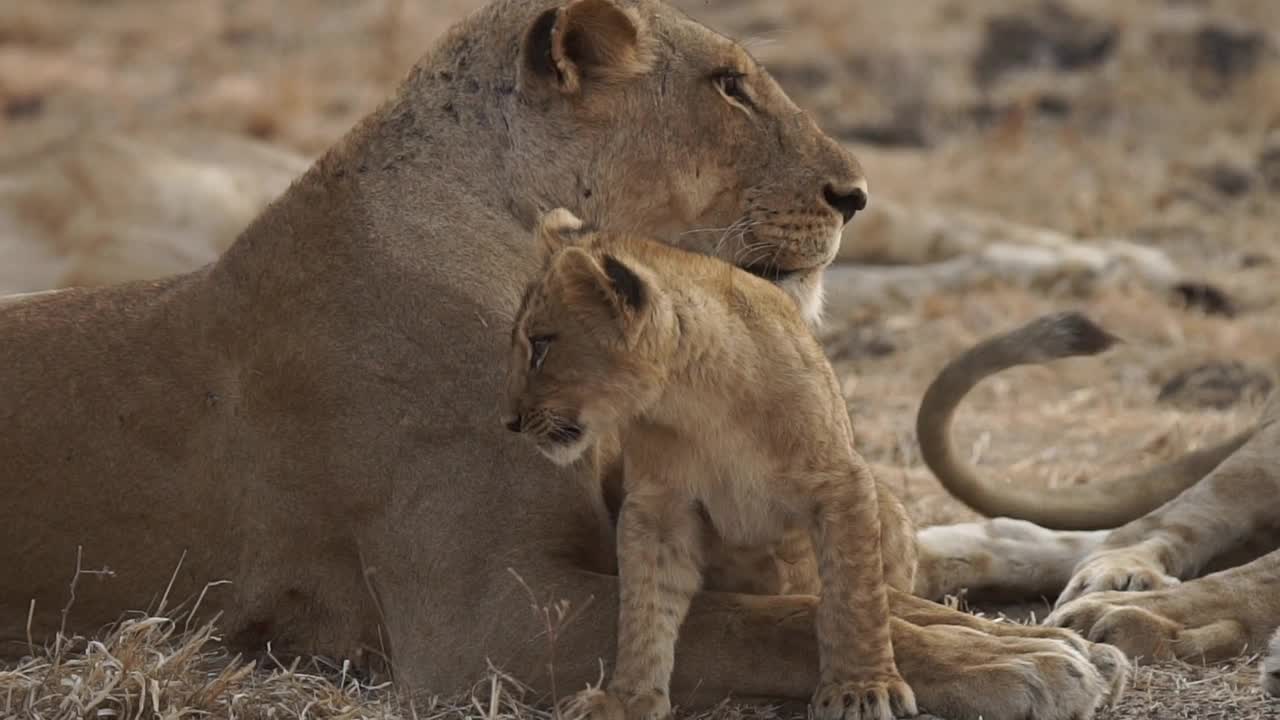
xmin=566 ymin=487 xmax=704 ymax=720
xmin=808 ymin=456 xmax=917 ymax=720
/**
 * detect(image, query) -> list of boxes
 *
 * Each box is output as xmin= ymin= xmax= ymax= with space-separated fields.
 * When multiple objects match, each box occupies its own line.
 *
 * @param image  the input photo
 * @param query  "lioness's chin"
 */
xmin=537 ymin=433 xmax=593 ymax=466
xmin=778 ymin=269 xmax=826 ymax=328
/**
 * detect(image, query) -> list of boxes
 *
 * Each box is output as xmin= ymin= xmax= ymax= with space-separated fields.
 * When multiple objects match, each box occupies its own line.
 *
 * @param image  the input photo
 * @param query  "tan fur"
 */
xmin=912 ymin=312 xmax=1280 ymax=692
xmin=0 ymin=2 xmax=1127 ymax=718
xmin=506 ymin=211 xmax=915 ymax=720
xmin=1263 ymin=628 xmax=1280 ymax=696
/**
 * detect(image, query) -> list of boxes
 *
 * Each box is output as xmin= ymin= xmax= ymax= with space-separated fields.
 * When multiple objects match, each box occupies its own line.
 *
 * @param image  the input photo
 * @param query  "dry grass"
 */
xmin=8 ymin=609 xmax=1274 ymax=720
xmin=4 ymin=615 xmax=397 ymax=720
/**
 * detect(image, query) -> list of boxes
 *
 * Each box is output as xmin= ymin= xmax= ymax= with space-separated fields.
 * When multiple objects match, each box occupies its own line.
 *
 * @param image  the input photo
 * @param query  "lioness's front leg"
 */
xmin=1047 ymin=546 xmax=1280 ymax=663
xmin=569 ymin=488 xmax=703 ymax=720
xmin=532 ymin=565 xmax=1121 ymax=720
xmin=1056 ymin=411 xmax=1280 ymax=607
xmin=808 ymin=458 xmax=916 ymax=720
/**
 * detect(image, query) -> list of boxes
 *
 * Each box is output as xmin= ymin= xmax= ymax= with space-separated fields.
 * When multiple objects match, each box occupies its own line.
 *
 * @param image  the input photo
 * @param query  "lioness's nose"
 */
xmin=823 ymin=181 xmax=869 ymax=224
xmin=503 ymin=415 xmax=524 ymax=433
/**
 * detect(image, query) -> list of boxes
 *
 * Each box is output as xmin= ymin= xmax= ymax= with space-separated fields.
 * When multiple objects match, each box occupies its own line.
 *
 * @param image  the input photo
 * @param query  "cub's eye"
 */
xmin=714 ymin=70 xmax=751 ymax=107
xmin=529 ymin=335 xmax=554 ymax=371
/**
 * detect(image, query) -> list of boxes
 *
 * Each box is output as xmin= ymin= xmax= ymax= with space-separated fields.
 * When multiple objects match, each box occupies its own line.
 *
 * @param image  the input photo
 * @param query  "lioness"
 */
xmin=506 ymin=210 xmax=915 ymax=720
xmin=914 ymin=311 xmax=1280 ymax=683
xmin=0 ymin=1 xmax=1124 ymax=718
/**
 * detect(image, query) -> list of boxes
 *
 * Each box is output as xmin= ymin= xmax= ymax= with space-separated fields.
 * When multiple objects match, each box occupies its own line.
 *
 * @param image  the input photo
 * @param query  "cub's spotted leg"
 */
xmin=1047 ymin=546 xmax=1280 ymax=664
xmin=1056 ymin=406 xmax=1280 ymax=607
xmin=567 ymin=487 xmax=704 ymax=720
xmin=808 ymin=458 xmax=917 ymax=720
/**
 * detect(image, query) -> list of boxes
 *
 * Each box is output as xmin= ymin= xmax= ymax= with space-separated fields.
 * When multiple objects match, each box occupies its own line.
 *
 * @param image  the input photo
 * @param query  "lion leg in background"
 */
xmin=469 ymin=563 xmax=1125 ymax=720
xmin=1051 ymin=395 xmax=1280 ymax=607
xmin=913 ymin=519 xmax=1107 ymax=601
xmin=1046 ymin=401 xmax=1280 ymax=663
xmin=1046 ymin=546 xmax=1280 ymax=664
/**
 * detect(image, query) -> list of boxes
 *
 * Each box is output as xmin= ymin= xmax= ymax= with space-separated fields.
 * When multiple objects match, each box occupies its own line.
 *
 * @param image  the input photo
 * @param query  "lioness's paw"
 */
xmin=1046 ymin=589 xmax=1248 ymax=664
xmin=967 ymin=639 xmax=1106 ymax=720
xmin=906 ymin=626 xmax=1112 ymax=720
xmin=1085 ymin=639 xmax=1132 ymax=701
xmin=812 ymin=675 xmax=917 ymax=720
xmin=1056 ymin=550 xmax=1180 ymax=608
xmin=561 ymin=688 xmax=670 ymax=720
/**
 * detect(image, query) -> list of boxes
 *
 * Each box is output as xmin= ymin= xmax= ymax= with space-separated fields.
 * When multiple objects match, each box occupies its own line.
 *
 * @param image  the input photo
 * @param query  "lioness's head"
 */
xmin=502 ymin=209 xmax=677 ymax=465
xmin=495 ymin=0 xmax=867 ymax=323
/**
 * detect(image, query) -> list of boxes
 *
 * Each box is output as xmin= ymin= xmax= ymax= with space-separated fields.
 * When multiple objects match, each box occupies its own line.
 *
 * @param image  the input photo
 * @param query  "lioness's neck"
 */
xmin=212 ymin=0 xmax=587 ymax=302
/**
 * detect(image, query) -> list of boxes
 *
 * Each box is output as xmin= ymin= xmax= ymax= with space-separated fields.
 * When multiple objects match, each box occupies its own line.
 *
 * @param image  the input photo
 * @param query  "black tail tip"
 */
xmin=1024 ymin=311 xmax=1121 ymax=358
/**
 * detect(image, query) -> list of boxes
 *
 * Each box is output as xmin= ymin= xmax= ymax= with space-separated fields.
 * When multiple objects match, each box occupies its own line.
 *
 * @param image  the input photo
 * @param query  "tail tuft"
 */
xmin=1015 ymin=311 xmax=1120 ymax=362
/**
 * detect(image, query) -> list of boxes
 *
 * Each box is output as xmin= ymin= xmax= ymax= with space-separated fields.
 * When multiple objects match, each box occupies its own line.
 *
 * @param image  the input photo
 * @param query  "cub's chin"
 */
xmin=536 ymin=426 xmax=592 ymax=467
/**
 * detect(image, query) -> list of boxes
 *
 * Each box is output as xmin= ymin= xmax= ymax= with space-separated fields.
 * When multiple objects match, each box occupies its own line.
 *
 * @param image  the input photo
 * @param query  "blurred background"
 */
xmin=3 ymin=1 xmax=1279 ymax=714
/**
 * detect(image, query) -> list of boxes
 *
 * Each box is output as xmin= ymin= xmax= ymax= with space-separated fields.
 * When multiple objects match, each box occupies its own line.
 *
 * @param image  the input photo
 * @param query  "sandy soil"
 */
xmin=2 ymin=0 xmax=1279 ymax=717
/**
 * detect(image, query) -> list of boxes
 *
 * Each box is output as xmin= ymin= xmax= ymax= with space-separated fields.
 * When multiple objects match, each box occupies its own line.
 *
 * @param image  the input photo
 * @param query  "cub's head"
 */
xmin=502 ymin=209 xmax=675 ymax=465
xmin=502 ymin=0 xmax=868 ymax=324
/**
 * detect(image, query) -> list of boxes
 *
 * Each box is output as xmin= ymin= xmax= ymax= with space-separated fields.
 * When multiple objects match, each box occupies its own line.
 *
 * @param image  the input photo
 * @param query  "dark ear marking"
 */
xmin=519 ymin=0 xmax=649 ymax=95
xmin=602 ymin=254 xmax=645 ymax=310
xmin=524 ymin=8 xmax=561 ymax=82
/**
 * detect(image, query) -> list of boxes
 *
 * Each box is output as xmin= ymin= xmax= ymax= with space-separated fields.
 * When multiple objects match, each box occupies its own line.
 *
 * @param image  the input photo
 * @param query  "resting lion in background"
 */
xmin=914 ymin=310 xmax=1280 ymax=690
xmin=0 ymin=129 xmax=308 ymax=293
xmin=0 ymin=1 xmax=1127 ymax=718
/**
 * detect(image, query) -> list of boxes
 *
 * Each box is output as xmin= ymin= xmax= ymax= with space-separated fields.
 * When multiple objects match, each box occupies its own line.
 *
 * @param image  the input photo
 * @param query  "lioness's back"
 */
xmin=0 ymin=275 xmax=247 ymax=640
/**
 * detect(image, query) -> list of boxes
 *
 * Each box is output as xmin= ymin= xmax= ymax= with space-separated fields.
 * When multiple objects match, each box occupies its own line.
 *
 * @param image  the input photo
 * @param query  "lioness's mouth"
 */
xmin=743 ymin=263 xmax=801 ymax=283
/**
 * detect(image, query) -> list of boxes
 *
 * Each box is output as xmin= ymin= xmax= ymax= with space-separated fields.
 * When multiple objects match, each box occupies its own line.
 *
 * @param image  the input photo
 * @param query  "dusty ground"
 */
xmin=3 ymin=0 xmax=1280 ymax=717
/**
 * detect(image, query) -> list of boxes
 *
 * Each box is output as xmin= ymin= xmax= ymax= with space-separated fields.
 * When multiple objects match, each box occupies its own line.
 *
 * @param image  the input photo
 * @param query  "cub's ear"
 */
xmin=600 ymin=254 xmax=645 ymax=311
xmin=551 ymin=248 xmax=648 ymax=324
xmin=536 ymin=207 xmax=590 ymax=262
xmin=519 ymin=0 xmax=652 ymax=95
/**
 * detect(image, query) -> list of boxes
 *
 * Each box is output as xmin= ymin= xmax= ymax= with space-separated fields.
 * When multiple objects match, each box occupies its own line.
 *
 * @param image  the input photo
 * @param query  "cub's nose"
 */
xmin=503 ymin=415 xmax=524 ymax=433
xmin=823 ymin=181 xmax=869 ymax=224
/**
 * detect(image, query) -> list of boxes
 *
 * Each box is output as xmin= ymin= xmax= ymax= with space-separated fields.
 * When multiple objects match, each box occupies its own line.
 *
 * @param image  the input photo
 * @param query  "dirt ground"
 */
xmin=3 ymin=0 xmax=1280 ymax=718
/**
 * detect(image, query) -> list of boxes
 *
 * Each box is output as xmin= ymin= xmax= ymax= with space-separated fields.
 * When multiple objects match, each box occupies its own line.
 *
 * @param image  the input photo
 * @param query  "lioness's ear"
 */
xmin=536 ymin=207 xmax=589 ymax=262
xmin=519 ymin=0 xmax=651 ymax=95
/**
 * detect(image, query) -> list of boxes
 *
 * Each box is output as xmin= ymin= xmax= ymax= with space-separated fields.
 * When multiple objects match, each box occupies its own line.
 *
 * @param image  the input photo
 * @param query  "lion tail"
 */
xmin=916 ymin=311 xmax=1253 ymax=530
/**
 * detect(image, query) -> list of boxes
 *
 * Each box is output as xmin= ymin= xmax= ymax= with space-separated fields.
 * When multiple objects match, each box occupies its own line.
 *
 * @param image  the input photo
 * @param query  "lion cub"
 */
xmin=503 ymin=209 xmax=915 ymax=720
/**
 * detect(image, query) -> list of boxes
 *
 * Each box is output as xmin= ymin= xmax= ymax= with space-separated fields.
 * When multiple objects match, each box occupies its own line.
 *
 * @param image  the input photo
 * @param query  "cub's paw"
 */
xmin=812 ymin=675 xmax=917 ymax=720
xmin=1056 ymin=549 xmax=1180 ymax=608
xmin=561 ymin=688 xmax=670 ymax=720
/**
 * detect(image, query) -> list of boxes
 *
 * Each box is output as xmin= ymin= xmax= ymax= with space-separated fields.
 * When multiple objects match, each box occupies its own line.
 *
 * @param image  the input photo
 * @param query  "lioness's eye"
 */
xmin=529 ymin=335 xmax=554 ymax=371
xmin=713 ymin=70 xmax=751 ymax=107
